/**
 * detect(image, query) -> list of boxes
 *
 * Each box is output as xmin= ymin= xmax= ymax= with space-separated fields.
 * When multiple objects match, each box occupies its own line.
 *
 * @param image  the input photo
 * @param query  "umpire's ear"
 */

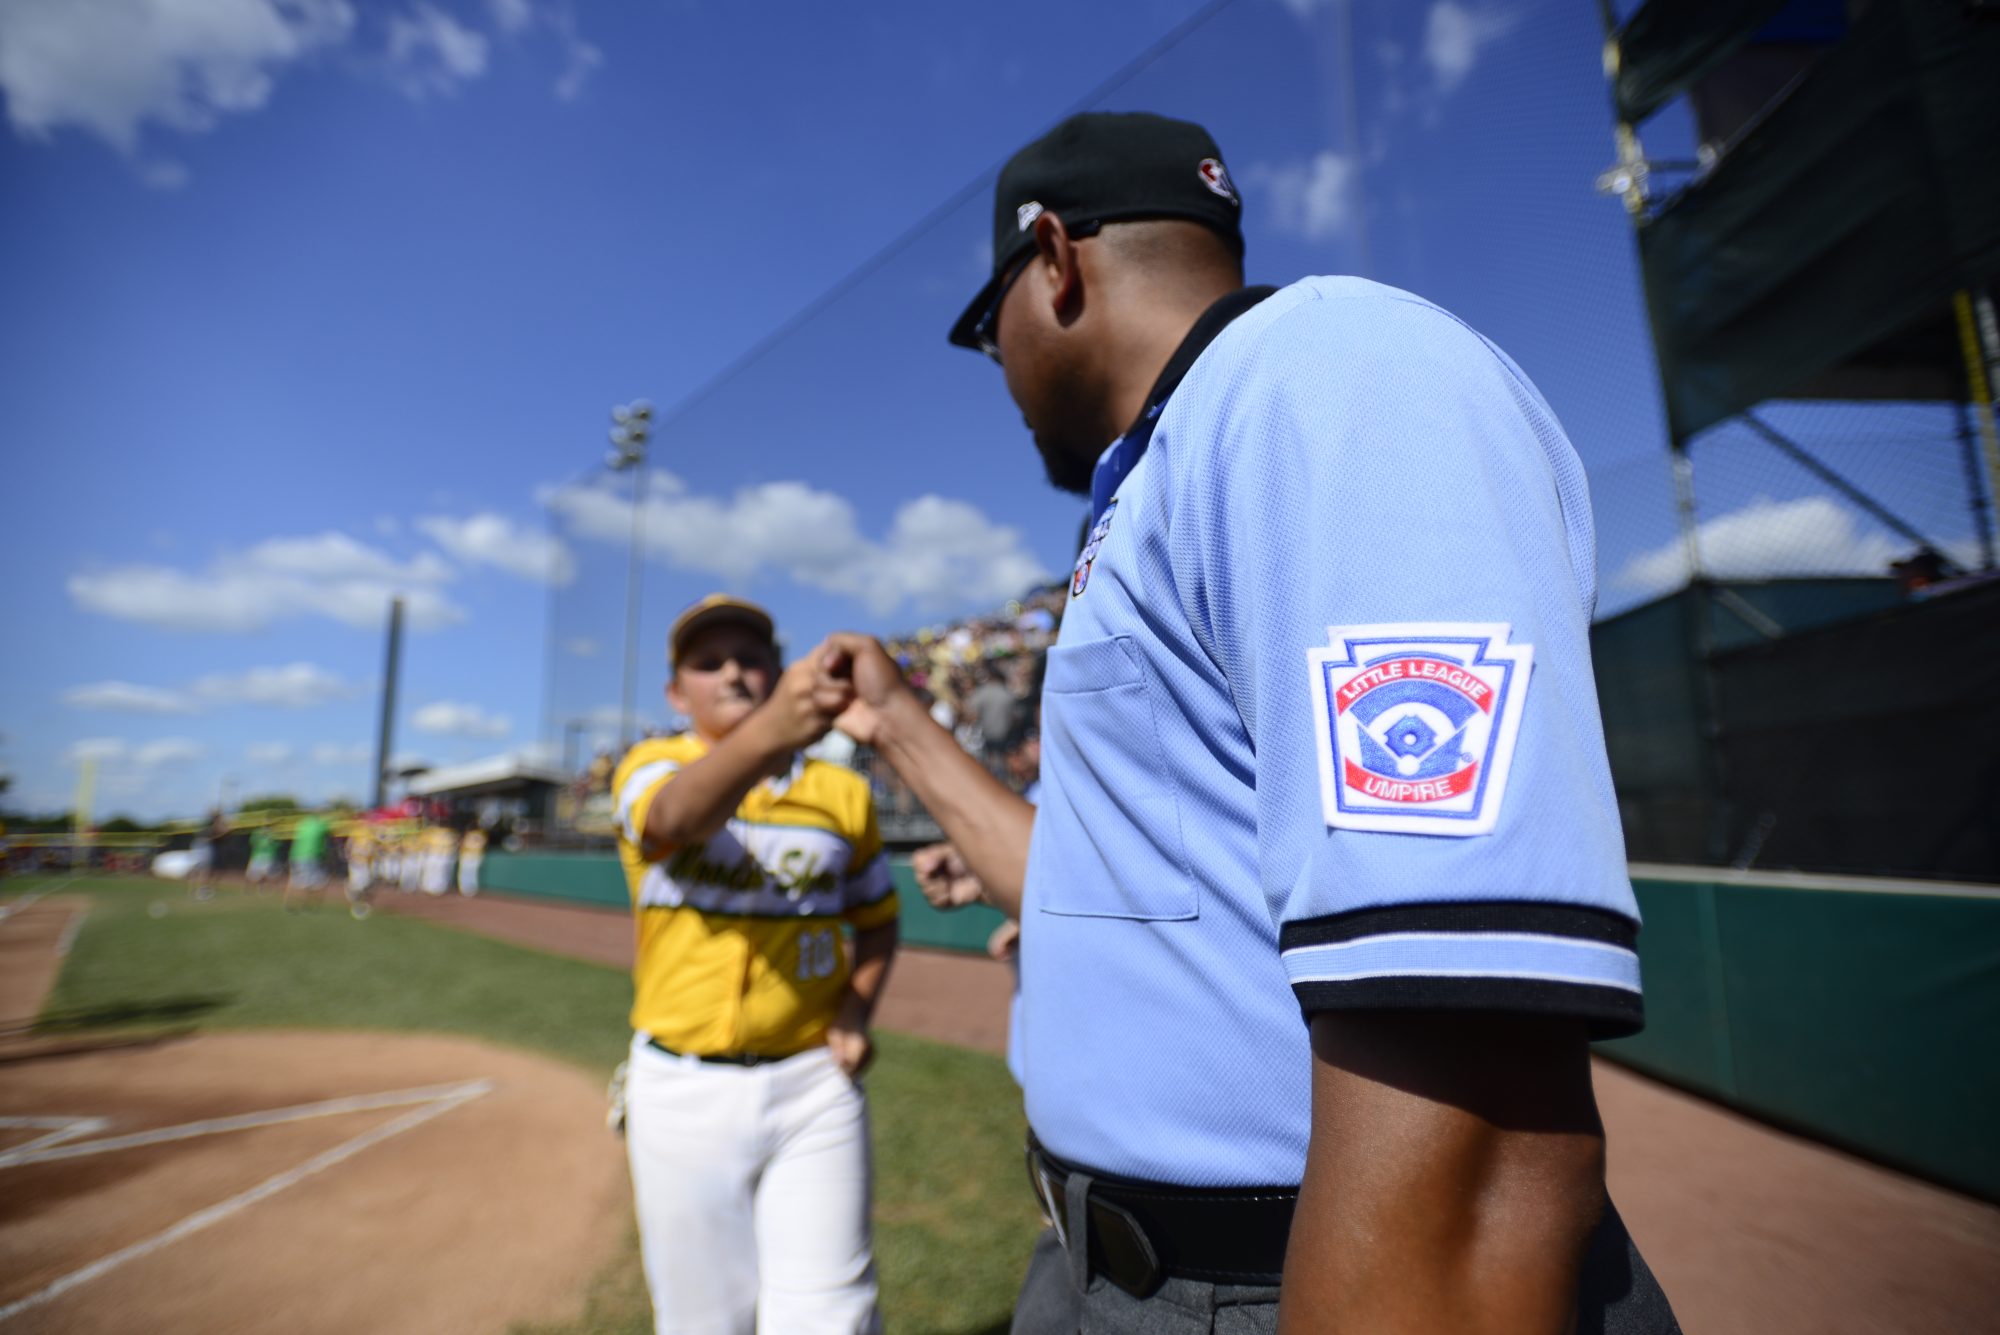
xmin=1030 ymin=210 xmax=1086 ymax=325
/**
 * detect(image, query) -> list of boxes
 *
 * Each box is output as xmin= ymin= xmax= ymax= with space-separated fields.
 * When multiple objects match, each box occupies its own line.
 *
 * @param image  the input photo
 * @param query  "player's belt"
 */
xmin=1026 ymin=1134 xmax=1296 ymax=1298
xmin=645 ymin=1037 xmax=792 ymax=1067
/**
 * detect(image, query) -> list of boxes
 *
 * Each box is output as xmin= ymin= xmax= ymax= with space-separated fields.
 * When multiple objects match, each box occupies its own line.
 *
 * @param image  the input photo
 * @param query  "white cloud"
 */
xmin=1422 ymin=1 xmax=1521 ymax=96
xmin=192 ymin=661 xmax=356 ymax=707
xmin=1611 ymin=495 xmax=1978 ymax=599
xmin=1243 ymin=151 xmax=1356 ymax=243
xmin=245 ymin=740 xmax=295 ymax=765
xmin=135 ymin=737 xmax=205 ymax=768
xmin=0 ymin=0 xmax=354 ymax=156
xmin=542 ymin=473 xmax=1047 ymax=616
xmin=564 ymin=637 xmax=600 ymax=658
xmin=412 ymin=700 xmax=511 ymax=739
xmin=64 ymin=681 xmax=196 ymax=713
xmin=486 ymin=0 xmax=532 ymax=33
xmin=138 ymin=157 xmax=190 ymax=189
xmin=67 ymin=530 xmax=464 ymax=633
xmin=552 ymin=32 xmax=599 ymax=99
xmin=311 ymin=741 xmax=372 ymax=766
xmin=65 ymin=737 xmax=132 ymax=766
xmin=63 ymin=661 xmax=353 ymax=713
xmin=544 ymin=5 xmax=600 ymax=100
xmin=418 ymin=512 xmax=576 ymax=586
xmin=385 ymin=2 xmax=487 ymax=98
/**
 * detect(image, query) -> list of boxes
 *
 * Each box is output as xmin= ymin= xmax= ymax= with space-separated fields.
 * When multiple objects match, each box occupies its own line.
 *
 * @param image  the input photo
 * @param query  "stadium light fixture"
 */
xmin=608 ymin=402 xmax=654 ymax=751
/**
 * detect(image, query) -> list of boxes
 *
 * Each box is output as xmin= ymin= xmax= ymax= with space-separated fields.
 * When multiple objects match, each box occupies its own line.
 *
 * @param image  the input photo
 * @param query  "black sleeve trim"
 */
xmin=1292 ymin=976 xmax=1645 ymax=1040
xmin=1278 ymin=899 xmax=1638 ymax=951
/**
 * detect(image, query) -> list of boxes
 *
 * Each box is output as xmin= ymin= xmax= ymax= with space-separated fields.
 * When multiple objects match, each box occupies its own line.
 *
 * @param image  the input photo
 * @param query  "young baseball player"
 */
xmin=345 ymin=822 xmax=375 ymax=898
xmin=456 ymin=822 xmax=485 ymax=895
xmin=611 ymin=594 xmax=898 ymax=1335
xmin=399 ymin=820 xmax=425 ymax=892
xmin=419 ymin=821 xmax=456 ymax=896
xmin=246 ymin=825 xmax=279 ymax=888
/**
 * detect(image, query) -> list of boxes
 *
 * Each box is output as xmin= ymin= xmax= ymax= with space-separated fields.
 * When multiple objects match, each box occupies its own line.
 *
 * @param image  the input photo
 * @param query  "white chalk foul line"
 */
xmin=0 ymin=1078 xmax=493 ymax=1325
xmin=0 ymin=875 xmax=87 ymax=924
xmin=0 ymin=1116 xmax=112 ymax=1159
xmin=0 ymin=1079 xmax=494 ymax=1169
xmin=55 ymin=905 xmax=89 ymax=957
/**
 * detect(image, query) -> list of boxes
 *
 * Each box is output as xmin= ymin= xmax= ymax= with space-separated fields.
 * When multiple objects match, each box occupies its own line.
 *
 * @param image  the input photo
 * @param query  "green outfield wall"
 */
xmin=481 ymin=852 xmax=1998 ymax=1200
xmin=1609 ymin=866 xmax=2000 ymax=1202
xmin=481 ymin=851 xmax=629 ymax=908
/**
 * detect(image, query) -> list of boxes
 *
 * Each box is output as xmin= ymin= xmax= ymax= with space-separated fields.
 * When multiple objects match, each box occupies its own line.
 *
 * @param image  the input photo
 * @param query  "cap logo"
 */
xmin=1016 ymin=201 xmax=1045 ymax=232
xmin=1197 ymin=158 xmax=1238 ymax=205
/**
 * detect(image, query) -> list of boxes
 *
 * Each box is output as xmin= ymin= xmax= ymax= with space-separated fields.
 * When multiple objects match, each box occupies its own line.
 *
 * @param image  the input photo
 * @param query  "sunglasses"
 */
xmin=970 ymin=219 xmax=1102 ymax=365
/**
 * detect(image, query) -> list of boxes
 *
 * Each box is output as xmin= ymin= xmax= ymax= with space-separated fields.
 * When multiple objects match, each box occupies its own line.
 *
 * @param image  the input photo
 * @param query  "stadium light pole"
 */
xmin=608 ymin=400 xmax=653 ymax=751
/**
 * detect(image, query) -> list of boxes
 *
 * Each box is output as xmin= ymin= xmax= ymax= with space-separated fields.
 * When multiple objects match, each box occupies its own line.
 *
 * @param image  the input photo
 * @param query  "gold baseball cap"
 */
xmin=669 ymin=594 xmax=776 ymax=669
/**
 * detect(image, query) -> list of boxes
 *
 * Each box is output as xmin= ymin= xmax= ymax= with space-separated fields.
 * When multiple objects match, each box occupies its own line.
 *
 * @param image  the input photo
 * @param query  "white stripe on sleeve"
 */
xmin=616 ymin=760 xmax=679 ymax=843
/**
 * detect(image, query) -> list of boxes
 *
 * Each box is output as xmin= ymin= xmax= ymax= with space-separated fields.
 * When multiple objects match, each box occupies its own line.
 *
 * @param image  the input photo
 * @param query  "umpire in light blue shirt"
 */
xmin=823 ymin=112 xmax=1679 ymax=1333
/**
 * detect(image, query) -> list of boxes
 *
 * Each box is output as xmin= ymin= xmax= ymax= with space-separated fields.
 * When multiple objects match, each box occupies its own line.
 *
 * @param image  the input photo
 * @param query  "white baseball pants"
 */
xmin=624 ymin=1033 xmax=881 ymax=1335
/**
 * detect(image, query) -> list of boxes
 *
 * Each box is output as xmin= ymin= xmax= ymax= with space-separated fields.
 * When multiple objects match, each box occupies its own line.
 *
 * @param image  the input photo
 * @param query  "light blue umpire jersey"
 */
xmin=1018 ymin=275 xmax=1643 ymax=1187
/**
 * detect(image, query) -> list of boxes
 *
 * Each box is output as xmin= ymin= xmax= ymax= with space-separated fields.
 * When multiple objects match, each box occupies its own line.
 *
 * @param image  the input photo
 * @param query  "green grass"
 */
xmin=16 ymin=874 xmax=1041 ymax=1335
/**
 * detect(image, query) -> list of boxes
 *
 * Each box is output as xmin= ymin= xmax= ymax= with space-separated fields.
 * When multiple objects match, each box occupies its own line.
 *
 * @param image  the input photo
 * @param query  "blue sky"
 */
xmin=1 ymin=0 xmax=1975 ymax=820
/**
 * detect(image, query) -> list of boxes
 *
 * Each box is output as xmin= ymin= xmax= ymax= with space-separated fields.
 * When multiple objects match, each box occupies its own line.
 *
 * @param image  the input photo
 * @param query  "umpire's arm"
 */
xmin=1279 ymin=1011 xmax=1605 ymax=1333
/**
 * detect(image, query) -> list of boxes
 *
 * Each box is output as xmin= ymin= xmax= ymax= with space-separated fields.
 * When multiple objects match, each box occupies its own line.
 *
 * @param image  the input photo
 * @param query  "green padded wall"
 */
xmin=1602 ymin=872 xmax=2000 ymax=1202
xmin=889 ymin=860 xmax=1009 ymax=952
xmin=479 ymin=851 xmax=629 ymax=908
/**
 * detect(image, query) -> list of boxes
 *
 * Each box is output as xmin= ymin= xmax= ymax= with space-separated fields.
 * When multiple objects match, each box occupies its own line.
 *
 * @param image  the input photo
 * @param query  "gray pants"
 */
xmin=1011 ymin=1202 xmax=1680 ymax=1335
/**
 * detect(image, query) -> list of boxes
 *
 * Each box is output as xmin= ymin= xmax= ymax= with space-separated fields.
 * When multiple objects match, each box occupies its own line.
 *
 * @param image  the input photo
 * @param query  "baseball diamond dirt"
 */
xmin=383 ymin=889 xmax=2000 ymax=1335
xmin=0 ymin=892 xmax=628 ymax=1335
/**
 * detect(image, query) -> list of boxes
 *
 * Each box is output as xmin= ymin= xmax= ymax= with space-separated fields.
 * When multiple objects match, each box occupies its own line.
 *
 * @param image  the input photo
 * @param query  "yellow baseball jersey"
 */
xmin=614 ymin=733 xmax=898 ymax=1057
xmin=461 ymin=828 xmax=487 ymax=855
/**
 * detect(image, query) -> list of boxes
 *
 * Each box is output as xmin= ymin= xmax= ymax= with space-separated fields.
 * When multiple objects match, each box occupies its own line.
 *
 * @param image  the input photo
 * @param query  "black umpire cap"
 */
xmin=948 ymin=111 xmax=1245 ymax=350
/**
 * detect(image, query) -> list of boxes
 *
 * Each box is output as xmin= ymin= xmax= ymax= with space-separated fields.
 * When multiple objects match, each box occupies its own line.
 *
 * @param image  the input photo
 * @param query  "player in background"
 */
xmin=245 ymin=823 xmax=280 ymax=891
xmin=457 ymin=821 xmax=486 ymax=896
xmin=420 ymin=820 xmax=456 ymax=896
xmin=282 ymin=809 xmax=331 ymax=912
xmin=399 ymin=818 xmax=425 ymax=893
xmin=611 ymin=594 xmax=897 ymax=1335
xmin=189 ymin=808 xmax=227 ymax=901
xmin=345 ymin=821 xmax=375 ymax=907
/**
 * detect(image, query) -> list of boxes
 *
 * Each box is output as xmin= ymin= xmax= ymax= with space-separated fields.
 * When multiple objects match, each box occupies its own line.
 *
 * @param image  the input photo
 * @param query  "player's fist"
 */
xmin=826 ymin=996 xmax=875 ymax=1078
xmin=817 ymin=633 xmax=914 ymax=747
xmin=912 ymin=842 xmax=985 ymax=910
xmin=766 ymin=643 xmax=854 ymax=751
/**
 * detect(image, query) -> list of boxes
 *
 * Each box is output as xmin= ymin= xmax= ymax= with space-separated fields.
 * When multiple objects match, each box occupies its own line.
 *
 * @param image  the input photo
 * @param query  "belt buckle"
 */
xmin=1028 ymin=1152 xmax=1068 ymax=1251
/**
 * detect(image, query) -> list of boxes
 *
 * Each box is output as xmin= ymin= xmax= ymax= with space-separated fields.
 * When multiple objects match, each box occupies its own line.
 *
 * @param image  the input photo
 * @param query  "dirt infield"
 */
xmin=0 ymin=1028 xmax=627 ymax=1333
xmin=393 ymin=889 xmax=2000 ymax=1334
xmin=0 ymin=894 xmax=88 ymax=1041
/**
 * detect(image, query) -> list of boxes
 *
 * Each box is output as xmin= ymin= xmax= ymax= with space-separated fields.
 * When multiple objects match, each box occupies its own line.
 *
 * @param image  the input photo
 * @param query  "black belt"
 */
xmin=645 ymin=1037 xmax=791 ymax=1067
xmin=1026 ymin=1136 xmax=1297 ymax=1298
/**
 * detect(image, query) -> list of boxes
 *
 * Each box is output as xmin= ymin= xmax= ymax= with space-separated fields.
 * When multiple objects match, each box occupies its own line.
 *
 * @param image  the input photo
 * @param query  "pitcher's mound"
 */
xmin=0 ymin=1029 xmax=628 ymax=1334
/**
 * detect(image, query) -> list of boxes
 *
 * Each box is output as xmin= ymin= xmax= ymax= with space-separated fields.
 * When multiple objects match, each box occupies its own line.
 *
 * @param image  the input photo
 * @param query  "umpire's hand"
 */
xmin=814 ymin=634 xmax=908 ymax=747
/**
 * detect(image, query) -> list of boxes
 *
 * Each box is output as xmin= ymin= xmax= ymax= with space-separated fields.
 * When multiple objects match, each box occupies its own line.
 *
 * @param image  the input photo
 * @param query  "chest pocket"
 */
xmin=1037 ymin=634 xmax=1197 ymax=921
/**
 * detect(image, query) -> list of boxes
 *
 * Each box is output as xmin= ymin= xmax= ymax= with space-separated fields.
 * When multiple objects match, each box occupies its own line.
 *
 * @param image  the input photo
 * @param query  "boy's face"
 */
xmin=667 ymin=621 xmax=778 ymax=741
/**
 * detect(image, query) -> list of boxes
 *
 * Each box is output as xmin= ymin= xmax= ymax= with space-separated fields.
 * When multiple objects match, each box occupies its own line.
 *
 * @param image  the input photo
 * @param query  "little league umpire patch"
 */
xmin=1307 ymin=623 xmax=1533 ymax=837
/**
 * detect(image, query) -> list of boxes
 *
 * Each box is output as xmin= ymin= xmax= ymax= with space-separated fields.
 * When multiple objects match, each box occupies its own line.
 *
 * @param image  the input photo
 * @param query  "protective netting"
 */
xmin=1679 ymin=402 xmax=1995 ymax=587
xmin=534 ymin=0 xmax=1997 ymax=870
